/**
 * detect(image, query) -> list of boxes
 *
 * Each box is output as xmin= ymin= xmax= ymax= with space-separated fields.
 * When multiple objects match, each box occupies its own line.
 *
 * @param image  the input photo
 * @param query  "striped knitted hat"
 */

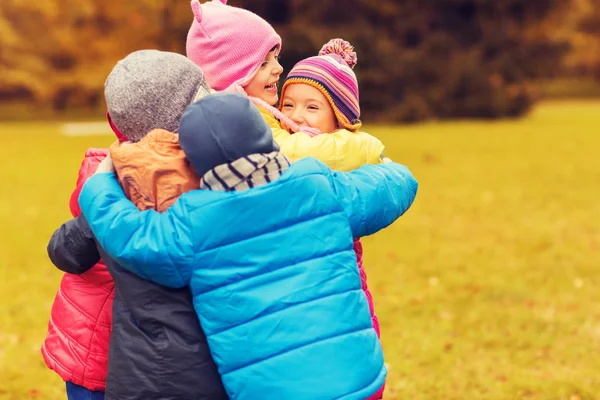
xmin=280 ymin=39 xmax=361 ymax=131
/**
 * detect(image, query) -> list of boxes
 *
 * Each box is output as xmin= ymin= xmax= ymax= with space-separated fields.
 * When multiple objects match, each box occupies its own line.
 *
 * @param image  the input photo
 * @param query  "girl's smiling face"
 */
xmin=244 ymin=48 xmax=283 ymax=106
xmin=280 ymin=83 xmax=338 ymax=133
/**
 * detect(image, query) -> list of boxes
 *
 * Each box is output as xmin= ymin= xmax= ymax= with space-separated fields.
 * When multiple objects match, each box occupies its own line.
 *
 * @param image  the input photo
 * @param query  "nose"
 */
xmin=291 ymin=109 xmax=304 ymax=124
xmin=272 ymin=60 xmax=283 ymax=76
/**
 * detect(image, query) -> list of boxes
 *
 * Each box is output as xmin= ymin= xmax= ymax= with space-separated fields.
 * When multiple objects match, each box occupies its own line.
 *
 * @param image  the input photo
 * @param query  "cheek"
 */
xmin=244 ymin=80 xmax=259 ymax=95
xmin=244 ymin=73 xmax=264 ymax=94
xmin=304 ymin=113 xmax=322 ymax=128
xmin=325 ymin=111 xmax=338 ymax=131
xmin=312 ymin=113 xmax=337 ymax=132
xmin=257 ymin=70 xmax=270 ymax=85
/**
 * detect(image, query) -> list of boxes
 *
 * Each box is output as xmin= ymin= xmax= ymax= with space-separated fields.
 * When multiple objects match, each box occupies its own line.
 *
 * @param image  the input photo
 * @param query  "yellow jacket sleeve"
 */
xmin=259 ymin=107 xmax=385 ymax=172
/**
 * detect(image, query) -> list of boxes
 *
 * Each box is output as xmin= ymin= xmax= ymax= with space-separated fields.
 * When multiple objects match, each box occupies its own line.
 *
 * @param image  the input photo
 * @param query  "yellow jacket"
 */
xmin=258 ymin=107 xmax=384 ymax=172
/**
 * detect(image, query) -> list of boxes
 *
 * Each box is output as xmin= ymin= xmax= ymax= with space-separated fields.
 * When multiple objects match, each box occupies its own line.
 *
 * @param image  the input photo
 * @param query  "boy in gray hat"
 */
xmin=105 ymin=49 xmax=211 ymax=212
xmin=46 ymin=50 xmax=227 ymax=400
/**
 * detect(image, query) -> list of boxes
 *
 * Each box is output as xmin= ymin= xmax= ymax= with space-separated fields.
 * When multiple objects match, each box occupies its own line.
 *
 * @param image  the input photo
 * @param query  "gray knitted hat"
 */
xmin=105 ymin=50 xmax=211 ymax=142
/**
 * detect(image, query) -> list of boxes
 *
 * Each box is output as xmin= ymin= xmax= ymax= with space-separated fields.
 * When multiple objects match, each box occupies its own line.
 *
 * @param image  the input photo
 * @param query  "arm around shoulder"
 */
xmin=78 ymin=172 xmax=195 ymax=288
xmin=328 ymin=162 xmax=418 ymax=238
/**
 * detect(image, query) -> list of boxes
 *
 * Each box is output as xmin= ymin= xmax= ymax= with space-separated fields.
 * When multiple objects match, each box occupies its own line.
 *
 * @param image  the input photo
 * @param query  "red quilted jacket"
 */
xmin=41 ymin=148 xmax=114 ymax=391
xmin=355 ymin=239 xmax=386 ymax=400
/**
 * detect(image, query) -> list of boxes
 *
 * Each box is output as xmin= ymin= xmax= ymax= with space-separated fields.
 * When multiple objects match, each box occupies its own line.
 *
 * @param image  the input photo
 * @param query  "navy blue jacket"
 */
xmin=47 ymin=215 xmax=228 ymax=400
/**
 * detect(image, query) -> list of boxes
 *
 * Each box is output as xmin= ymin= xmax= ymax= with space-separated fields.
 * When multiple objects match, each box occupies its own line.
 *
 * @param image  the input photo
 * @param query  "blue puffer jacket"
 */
xmin=80 ymin=158 xmax=418 ymax=400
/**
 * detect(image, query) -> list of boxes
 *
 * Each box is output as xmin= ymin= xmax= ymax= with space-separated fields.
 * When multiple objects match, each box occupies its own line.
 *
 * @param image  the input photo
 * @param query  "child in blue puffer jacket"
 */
xmin=81 ymin=92 xmax=418 ymax=400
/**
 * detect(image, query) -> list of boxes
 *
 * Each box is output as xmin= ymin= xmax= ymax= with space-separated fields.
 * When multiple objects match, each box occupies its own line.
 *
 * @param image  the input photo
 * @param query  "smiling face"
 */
xmin=280 ymin=83 xmax=338 ymax=133
xmin=243 ymin=48 xmax=283 ymax=106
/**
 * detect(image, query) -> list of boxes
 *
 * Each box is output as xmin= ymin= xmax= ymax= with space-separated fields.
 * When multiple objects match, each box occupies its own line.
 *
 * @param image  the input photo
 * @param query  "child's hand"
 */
xmin=95 ymin=154 xmax=115 ymax=174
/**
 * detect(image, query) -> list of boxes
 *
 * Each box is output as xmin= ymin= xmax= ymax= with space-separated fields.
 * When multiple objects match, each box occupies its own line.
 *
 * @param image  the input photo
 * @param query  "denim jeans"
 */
xmin=65 ymin=382 xmax=105 ymax=400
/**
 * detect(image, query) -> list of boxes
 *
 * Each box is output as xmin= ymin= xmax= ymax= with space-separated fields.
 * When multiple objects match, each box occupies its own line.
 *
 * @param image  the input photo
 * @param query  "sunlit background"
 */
xmin=1 ymin=1 xmax=600 ymax=399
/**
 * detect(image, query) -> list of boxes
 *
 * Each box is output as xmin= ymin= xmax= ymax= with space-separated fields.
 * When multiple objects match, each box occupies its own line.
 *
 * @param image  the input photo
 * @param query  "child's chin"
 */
xmin=262 ymin=92 xmax=279 ymax=106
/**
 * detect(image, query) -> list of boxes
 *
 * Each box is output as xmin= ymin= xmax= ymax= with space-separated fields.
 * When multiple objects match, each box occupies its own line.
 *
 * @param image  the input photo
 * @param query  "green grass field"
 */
xmin=1 ymin=100 xmax=599 ymax=399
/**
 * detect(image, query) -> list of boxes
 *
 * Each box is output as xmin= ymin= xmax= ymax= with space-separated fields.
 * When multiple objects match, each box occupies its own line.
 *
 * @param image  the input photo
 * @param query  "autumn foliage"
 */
xmin=1 ymin=0 xmax=599 ymax=121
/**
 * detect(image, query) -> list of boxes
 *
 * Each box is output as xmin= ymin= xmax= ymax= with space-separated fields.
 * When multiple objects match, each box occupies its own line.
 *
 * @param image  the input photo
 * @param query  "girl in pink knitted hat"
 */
xmin=186 ymin=0 xmax=385 ymax=171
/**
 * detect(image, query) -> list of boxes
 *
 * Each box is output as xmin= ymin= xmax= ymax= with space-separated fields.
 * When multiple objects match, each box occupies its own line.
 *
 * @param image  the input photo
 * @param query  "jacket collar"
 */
xmin=200 ymin=152 xmax=290 ymax=192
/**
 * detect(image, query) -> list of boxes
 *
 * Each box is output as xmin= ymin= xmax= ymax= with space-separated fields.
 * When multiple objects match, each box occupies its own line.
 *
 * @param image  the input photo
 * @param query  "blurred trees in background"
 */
xmin=0 ymin=0 xmax=190 ymax=112
xmin=259 ymin=0 xmax=574 ymax=121
xmin=559 ymin=0 xmax=600 ymax=78
xmin=1 ymin=0 xmax=599 ymax=122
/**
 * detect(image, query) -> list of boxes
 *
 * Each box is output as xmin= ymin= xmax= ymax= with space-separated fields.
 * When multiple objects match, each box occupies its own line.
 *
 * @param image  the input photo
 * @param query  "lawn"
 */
xmin=0 ymin=100 xmax=599 ymax=399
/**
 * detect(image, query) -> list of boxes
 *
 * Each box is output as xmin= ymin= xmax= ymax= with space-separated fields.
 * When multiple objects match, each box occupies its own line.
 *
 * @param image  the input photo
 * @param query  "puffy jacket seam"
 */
xmin=81 ymin=285 xmax=114 ymax=382
xmin=42 ymin=347 xmax=78 ymax=379
xmin=222 ymin=325 xmax=373 ymax=377
xmin=46 ymin=316 xmax=109 ymax=358
xmin=76 ymin=376 xmax=107 ymax=387
xmin=79 ymin=275 xmax=113 ymax=294
xmin=199 ymin=247 xmax=351 ymax=298
xmin=196 ymin=209 xmax=345 ymax=255
xmin=44 ymin=346 xmax=106 ymax=385
xmin=48 ymin=313 xmax=87 ymax=350
xmin=78 ymin=266 xmax=114 ymax=294
xmin=213 ymin=287 xmax=363 ymax=340
xmin=60 ymin=289 xmax=111 ymax=328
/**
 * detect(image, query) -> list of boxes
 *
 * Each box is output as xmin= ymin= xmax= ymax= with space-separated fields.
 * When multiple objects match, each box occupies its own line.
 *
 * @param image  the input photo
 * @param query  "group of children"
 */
xmin=43 ymin=1 xmax=418 ymax=399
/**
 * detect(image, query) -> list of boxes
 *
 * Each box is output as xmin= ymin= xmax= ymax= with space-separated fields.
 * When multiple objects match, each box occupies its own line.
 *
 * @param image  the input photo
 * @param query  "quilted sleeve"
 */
xmin=78 ymin=173 xmax=195 ymax=288
xmin=328 ymin=162 xmax=418 ymax=238
xmin=47 ymin=214 xmax=101 ymax=274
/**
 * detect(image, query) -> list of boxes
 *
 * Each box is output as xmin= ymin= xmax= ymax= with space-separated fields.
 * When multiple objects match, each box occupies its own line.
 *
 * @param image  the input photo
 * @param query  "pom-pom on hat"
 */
xmin=280 ymin=38 xmax=361 ymax=131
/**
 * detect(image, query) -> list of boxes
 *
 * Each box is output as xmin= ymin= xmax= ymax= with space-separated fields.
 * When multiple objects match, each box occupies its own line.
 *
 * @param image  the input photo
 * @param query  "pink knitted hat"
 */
xmin=186 ymin=0 xmax=282 ymax=93
xmin=280 ymin=39 xmax=361 ymax=131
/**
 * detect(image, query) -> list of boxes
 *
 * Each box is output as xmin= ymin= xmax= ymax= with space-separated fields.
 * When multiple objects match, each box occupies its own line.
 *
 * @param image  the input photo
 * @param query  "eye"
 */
xmin=282 ymin=103 xmax=293 ymax=108
xmin=261 ymin=61 xmax=268 ymax=68
xmin=308 ymin=105 xmax=319 ymax=110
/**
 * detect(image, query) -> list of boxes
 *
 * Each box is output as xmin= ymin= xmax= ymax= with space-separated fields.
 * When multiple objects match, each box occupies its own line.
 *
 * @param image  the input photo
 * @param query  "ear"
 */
xmin=191 ymin=0 xmax=203 ymax=22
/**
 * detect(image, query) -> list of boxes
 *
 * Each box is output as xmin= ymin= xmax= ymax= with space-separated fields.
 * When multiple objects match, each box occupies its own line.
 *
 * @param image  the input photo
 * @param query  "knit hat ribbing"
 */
xmin=280 ymin=39 xmax=361 ymax=131
xmin=186 ymin=0 xmax=282 ymax=94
